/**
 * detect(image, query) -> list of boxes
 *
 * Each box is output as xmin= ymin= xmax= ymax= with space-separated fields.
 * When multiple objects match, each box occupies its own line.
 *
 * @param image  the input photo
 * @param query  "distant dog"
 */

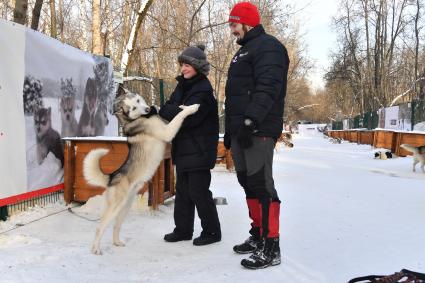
xmin=34 ymin=107 xmax=64 ymax=167
xmin=94 ymin=101 xmax=109 ymax=136
xmin=83 ymin=87 xmax=199 ymax=255
xmin=78 ymin=78 xmax=97 ymax=136
xmin=60 ymin=96 xmax=78 ymax=137
xmin=400 ymin=144 xmax=425 ymax=173
xmin=330 ymin=137 xmax=342 ymax=144
xmin=275 ymin=132 xmax=293 ymax=151
xmin=374 ymin=151 xmax=393 ymax=160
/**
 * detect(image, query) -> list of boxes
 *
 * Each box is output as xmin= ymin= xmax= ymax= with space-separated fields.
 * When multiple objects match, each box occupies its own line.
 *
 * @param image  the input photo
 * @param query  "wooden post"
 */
xmin=225 ymin=149 xmax=234 ymax=171
xmin=151 ymin=171 xmax=160 ymax=210
xmin=63 ymin=140 xmax=76 ymax=204
xmin=169 ymin=159 xmax=175 ymax=196
xmin=158 ymin=160 xmax=165 ymax=204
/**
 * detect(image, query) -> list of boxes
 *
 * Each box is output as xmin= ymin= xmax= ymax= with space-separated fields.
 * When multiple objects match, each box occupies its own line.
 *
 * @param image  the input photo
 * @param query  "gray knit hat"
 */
xmin=178 ymin=44 xmax=210 ymax=76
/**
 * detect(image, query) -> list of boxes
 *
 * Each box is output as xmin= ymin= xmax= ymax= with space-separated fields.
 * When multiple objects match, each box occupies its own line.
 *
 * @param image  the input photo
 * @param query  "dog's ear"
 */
xmin=116 ymin=84 xmax=126 ymax=98
xmin=113 ymin=105 xmax=123 ymax=115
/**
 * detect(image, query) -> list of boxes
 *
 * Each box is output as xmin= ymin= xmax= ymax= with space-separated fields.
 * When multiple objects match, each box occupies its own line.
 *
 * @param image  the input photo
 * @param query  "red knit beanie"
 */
xmin=229 ymin=2 xmax=260 ymax=27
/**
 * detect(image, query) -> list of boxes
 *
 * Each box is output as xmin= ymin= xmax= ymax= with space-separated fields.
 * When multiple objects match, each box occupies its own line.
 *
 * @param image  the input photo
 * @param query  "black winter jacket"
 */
xmin=159 ymin=74 xmax=219 ymax=172
xmin=225 ymin=24 xmax=290 ymax=139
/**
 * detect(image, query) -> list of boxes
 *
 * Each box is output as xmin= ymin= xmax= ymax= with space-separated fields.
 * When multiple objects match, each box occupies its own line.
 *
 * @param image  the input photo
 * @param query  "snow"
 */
xmin=1 ymin=135 xmax=425 ymax=282
xmin=297 ymin=124 xmax=326 ymax=137
xmin=62 ymin=137 xmax=127 ymax=141
xmin=414 ymin=121 xmax=425 ymax=132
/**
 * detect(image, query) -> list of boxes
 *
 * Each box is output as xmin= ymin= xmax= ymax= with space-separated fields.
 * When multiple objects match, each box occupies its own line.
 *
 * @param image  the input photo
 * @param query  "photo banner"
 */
xmin=0 ymin=19 xmax=118 ymax=202
xmin=0 ymin=20 xmax=27 ymax=200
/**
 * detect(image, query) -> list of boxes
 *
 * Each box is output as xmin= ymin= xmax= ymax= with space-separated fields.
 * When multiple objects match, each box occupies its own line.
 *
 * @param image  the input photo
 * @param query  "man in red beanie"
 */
xmin=224 ymin=1 xmax=290 ymax=269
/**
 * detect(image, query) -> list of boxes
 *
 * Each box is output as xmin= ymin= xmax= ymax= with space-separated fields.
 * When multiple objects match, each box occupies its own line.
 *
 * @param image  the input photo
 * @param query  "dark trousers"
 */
xmin=174 ymin=169 xmax=221 ymax=236
xmin=231 ymin=136 xmax=279 ymax=200
xmin=231 ymin=136 xmax=281 ymax=238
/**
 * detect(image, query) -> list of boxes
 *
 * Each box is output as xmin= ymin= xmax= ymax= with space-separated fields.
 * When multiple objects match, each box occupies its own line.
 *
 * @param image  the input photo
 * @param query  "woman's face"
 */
xmin=181 ymin=63 xmax=197 ymax=79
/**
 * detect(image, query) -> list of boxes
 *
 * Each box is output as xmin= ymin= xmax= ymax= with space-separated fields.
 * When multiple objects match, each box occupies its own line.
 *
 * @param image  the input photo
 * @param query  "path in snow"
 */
xmin=1 ymin=135 xmax=425 ymax=283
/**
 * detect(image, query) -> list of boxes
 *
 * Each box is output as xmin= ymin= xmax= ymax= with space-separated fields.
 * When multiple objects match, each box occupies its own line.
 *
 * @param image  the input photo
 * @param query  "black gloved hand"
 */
xmin=145 ymin=105 xmax=158 ymax=118
xmin=149 ymin=105 xmax=158 ymax=115
xmin=223 ymin=133 xmax=231 ymax=150
xmin=237 ymin=120 xmax=255 ymax=149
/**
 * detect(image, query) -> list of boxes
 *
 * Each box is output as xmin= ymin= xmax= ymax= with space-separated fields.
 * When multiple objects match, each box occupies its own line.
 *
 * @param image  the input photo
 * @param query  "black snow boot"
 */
xmin=164 ymin=231 xmax=192 ymax=242
xmin=193 ymin=232 xmax=221 ymax=246
xmin=233 ymin=227 xmax=261 ymax=254
xmin=241 ymin=237 xmax=281 ymax=269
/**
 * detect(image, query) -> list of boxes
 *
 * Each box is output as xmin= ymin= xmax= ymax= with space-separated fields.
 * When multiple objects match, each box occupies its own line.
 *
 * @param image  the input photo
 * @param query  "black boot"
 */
xmin=193 ymin=232 xmax=221 ymax=246
xmin=241 ymin=237 xmax=281 ymax=269
xmin=233 ymin=227 xmax=261 ymax=254
xmin=164 ymin=231 xmax=192 ymax=242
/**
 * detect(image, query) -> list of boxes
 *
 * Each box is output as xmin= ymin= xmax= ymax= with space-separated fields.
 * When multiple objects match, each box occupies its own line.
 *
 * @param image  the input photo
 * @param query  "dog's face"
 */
xmin=34 ymin=107 xmax=52 ymax=138
xmin=84 ymin=78 xmax=98 ymax=115
xmin=60 ymin=96 xmax=75 ymax=121
xmin=97 ymin=102 xmax=109 ymax=125
xmin=114 ymin=87 xmax=151 ymax=121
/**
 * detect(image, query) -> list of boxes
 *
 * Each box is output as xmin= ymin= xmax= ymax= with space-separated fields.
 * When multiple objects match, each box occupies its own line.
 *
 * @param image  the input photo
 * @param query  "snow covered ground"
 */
xmin=1 ymin=135 xmax=425 ymax=283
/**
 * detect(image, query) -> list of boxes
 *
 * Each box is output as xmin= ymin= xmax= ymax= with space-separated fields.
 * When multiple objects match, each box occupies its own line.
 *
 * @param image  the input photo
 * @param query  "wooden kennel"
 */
xmin=63 ymin=137 xmax=175 ymax=209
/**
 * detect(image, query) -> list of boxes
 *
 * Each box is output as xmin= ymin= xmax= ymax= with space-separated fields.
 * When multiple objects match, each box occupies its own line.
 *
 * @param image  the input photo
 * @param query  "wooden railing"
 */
xmin=328 ymin=130 xmax=425 ymax=156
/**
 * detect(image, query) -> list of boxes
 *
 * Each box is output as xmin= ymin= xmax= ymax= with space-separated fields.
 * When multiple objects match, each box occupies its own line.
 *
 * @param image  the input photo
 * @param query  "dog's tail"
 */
xmin=83 ymin=148 xmax=110 ymax=188
xmin=401 ymin=144 xmax=419 ymax=154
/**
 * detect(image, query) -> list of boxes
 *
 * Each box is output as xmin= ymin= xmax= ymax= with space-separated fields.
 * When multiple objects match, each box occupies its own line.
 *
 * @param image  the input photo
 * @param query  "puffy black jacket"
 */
xmin=159 ymin=74 xmax=219 ymax=172
xmin=225 ymin=24 xmax=290 ymax=139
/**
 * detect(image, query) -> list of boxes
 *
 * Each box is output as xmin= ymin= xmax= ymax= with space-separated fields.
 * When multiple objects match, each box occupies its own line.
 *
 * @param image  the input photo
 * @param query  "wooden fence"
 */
xmin=328 ymin=130 xmax=425 ymax=156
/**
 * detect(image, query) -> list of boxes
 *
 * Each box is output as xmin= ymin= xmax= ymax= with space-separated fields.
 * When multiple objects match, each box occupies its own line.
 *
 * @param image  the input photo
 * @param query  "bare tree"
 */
xmin=49 ymin=0 xmax=57 ymax=38
xmin=13 ymin=0 xmax=27 ymax=25
xmin=78 ymin=0 xmax=89 ymax=51
xmin=92 ymin=0 xmax=102 ymax=54
xmin=120 ymin=0 xmax=154 ymax=72
xmin=30 ymin=0 xmax=43 ymax=30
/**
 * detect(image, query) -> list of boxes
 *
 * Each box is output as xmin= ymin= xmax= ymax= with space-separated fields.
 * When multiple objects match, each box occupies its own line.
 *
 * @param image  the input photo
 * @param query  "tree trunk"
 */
xmin=78 ymin=0 xmax=88 ymax=51
xmin=13 ymin=0 xmax=28 ymax=25
xmin=50 ymin=0 xmax=57 ymax=38
xmin=59 ymin=0 xmax=64 ymax=42
xmin=414 ymin=0 xmax=421 ymax=99
xmin=104 ymin=0 xmax=113 ymax=56
xmin=120 ymin=0 xmax=155 ymax=73
xmin=31 ymin=0 xmax=43 ymax=30
xmin=117 ymin=0 xmax=131 ymax=64
xmin=92 ymin=0 xmax=102 ymax=55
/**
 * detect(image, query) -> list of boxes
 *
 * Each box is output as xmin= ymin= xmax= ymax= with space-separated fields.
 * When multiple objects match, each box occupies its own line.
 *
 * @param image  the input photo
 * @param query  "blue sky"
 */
xmin=289 ymin=0 xmax=339 ymax=89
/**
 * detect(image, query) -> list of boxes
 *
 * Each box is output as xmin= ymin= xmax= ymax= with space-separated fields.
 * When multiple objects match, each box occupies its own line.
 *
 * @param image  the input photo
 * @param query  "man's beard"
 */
xmin=235 ymin=25 xmax=250 ymax=44
xmin=234 ymin=32 xmax=243 ymax=44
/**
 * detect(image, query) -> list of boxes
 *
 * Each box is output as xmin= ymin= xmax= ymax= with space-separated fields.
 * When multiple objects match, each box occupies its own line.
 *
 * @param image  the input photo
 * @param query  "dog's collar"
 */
xmin=138 ymin=112 xmax=156 ymax=119
xmin=140 ymin=106 xmax=158 ymax=119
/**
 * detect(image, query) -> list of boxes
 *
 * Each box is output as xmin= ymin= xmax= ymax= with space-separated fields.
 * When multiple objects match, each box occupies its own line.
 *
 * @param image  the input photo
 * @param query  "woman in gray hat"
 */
xmin=159 ymin=45 xmax=221 ymax=246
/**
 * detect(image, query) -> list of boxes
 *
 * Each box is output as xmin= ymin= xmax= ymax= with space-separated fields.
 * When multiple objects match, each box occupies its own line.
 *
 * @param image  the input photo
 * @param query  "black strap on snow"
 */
xmin=348 ymin=269 xmax=425 ymax=283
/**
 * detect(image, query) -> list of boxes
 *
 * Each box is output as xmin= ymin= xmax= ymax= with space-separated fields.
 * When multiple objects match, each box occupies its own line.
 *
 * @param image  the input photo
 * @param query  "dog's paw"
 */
xmin=180 ymin=104 xmax=200 ymax=115
xmin=91 ymin=245 xmax=103 ymax=255
xmin=113 ymin=240 xmax=126 ymax=247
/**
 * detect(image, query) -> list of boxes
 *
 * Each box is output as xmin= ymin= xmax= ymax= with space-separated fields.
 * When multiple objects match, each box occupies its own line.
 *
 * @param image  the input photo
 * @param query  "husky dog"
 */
xmin=34 ymin=107 xmax=64 ymax=167
xmin=94 ymin=101 xmax=109 ymax=136
xmin=330 ymin=137 xmax=342 ymax=144
xmin=60 ymin=96 xmax=78 ymax=137
xmin=83 ymin=87 xmax=199 ymax=255
xmin=275 ymin=132 xmax=293 ymax=151
xmin=78 ymin=78 xmax=97 ymax=136
xmin=374 ymin=151 xmax=393 ymax=160
xmin=400 ymin=144 xmax=425 ymax=173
